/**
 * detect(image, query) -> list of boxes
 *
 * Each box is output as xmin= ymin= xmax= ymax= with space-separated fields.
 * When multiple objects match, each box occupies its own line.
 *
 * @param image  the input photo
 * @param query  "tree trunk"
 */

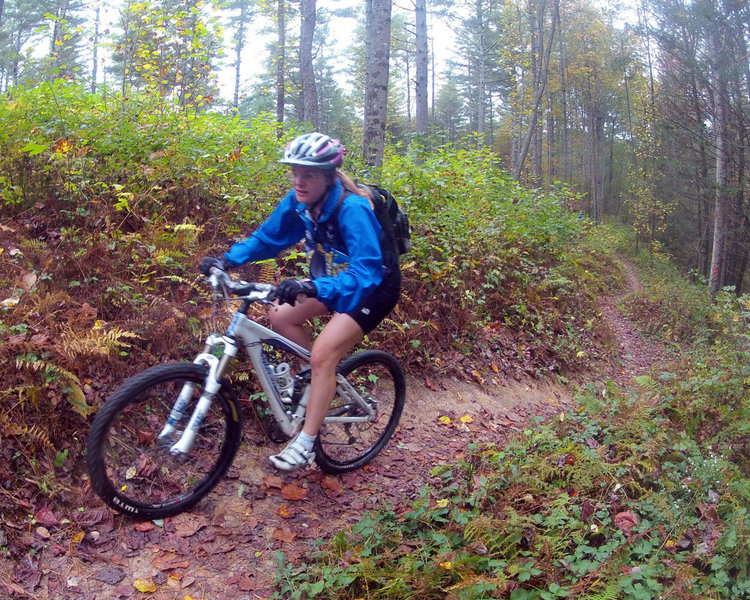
xmin=91 ymin=4 xmax=100 ymax=93
xmin=233 ymin=2 xmax=249 ymax=111
xmin=558 ymin=3 xmax=569 ymax=184
xmin=591 ymin=83 xmax=605 ymax=223
xmin=276 ymin=0 xmax=286 ymax=134
xmin=299 ymin=0 xmax=319 ymax=128
xmin=513 ymin=0 xmax=558 ymax=181
xmin=415 ymin=0 xmax=428 ymax=136
xmin=709 ymin=27 xmax=731 ymax=298
xmin=476 ymin=0 xmax=486 ymax=143
xmin=363 ymin=0 xmax=392 ymax=174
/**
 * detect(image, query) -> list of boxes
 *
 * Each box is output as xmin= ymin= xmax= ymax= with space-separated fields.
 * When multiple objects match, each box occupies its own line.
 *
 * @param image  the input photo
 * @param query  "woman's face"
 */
xmin=291 ymin=167 xmax=330 ymax=207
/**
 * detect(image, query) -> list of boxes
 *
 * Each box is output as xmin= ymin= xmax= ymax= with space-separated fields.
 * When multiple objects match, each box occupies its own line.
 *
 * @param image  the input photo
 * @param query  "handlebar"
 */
xmin=207 ymin=267 xmax=276 ymax=304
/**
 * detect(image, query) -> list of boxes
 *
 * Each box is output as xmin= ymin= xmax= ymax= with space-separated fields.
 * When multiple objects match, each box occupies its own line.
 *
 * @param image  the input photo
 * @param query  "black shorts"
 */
xmin=346 ymin=268 xmax=401 ymax=335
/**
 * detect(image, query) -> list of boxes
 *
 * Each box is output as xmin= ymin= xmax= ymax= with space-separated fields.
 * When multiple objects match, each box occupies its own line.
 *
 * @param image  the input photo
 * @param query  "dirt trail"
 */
xmin=1 ymin=259 xmax=670 ymax=600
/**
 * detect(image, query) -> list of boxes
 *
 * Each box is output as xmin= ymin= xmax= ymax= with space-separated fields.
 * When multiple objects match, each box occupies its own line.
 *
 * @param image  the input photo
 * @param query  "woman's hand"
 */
xmin=275 ymin=279 xmax=317 ymax=306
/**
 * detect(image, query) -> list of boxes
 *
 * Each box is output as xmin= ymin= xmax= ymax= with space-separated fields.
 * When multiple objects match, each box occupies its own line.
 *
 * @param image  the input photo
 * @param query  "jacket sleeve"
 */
xmin=313 ymin=195 xmax=385 ymax=313
xmin=224 ymin=193 xmax=306 ymax=266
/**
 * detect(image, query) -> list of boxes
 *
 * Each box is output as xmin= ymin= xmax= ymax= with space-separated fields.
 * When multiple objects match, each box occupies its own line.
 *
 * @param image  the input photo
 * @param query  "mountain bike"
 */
xmin=85 ymin=268 xmax=406 ymax=520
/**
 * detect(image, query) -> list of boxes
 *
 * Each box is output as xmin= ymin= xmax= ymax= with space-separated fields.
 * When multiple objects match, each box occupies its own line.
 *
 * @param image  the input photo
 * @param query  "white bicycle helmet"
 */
xmin=280 ymin=132 xmax=344 ymax=169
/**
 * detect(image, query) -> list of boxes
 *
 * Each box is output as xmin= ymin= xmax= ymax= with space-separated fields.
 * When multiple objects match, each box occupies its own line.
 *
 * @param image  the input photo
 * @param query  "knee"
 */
xmin=309 ymin=343 xmax=341 ymax=372
xmin=268 ymin=305 xmax=297 ymax=330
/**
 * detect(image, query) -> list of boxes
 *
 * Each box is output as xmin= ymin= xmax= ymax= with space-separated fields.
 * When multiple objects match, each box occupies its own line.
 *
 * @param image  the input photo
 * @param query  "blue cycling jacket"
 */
xmin=223 ymin=178 xmax=387 ymax=314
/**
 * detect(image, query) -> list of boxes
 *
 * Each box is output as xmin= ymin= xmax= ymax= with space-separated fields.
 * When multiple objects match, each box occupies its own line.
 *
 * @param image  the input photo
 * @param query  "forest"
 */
xmin=0 ymin=0 xmax=749 ymax=598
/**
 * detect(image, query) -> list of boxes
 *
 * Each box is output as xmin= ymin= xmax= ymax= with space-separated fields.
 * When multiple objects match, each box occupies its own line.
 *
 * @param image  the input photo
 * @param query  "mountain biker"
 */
xmin=199 ymin=132 xmax=401 ymax=472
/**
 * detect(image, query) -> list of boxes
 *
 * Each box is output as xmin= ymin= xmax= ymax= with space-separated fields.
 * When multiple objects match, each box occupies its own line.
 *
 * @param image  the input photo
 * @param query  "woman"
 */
xmin=199 ymin=132 xmax=401 ymax=471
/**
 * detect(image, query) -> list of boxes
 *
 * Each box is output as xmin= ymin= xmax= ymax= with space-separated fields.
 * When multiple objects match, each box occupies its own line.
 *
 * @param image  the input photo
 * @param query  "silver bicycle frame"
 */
xmin=161 ymin=301 xmax=377 ymax=457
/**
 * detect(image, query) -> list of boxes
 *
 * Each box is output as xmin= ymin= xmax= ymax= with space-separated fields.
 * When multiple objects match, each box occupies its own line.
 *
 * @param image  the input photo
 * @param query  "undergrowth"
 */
xmin=273 ymin=230 xmax=750 ymax=599
xmin=274 ymin=381 xmax=749 ymax=600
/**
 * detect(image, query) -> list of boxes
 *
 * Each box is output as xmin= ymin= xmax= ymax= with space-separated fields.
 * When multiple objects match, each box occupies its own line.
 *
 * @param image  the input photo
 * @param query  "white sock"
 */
xmin=297 ymin=431 xmax=316 ymax=451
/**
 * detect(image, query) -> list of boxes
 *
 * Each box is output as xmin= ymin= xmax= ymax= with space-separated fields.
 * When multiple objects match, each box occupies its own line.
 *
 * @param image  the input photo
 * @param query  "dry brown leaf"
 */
xmin=171 ymin=513 xmax=208 ymax=538
xmin=272 ymin=527 xmax=296 ymax=543
xmin=263 ymin=474 xmax=283 ymax=489
xmin=321 ymin=476 xmax=344 ymax=494
xmin=281 ymin=483 xmax=309 ymax=501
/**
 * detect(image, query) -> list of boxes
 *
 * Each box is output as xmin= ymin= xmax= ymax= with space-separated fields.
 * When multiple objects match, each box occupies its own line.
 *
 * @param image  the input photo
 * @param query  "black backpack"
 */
xmin=363 ymin=185 xmax=412 ymax=256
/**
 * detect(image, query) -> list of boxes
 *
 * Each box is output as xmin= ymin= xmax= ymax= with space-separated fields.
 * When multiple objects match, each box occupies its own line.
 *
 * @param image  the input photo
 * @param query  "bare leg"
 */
xmin=267 ymin=297 xmax=329 ymax=353
xmin=301 ymin=312 xmax=363 ymax=437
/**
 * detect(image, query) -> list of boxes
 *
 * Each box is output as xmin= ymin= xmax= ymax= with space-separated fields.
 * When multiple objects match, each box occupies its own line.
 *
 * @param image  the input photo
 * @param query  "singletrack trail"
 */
xmin=1 ymin=259 xmax=671 ymax=600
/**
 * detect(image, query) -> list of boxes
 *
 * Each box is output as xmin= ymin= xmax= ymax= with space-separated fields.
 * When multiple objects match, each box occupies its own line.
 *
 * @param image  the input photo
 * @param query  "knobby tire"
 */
xmin=314 ymin=350 xmax=406 ymax=474
xmin=85 ymin=363 xmax=242 ymax=520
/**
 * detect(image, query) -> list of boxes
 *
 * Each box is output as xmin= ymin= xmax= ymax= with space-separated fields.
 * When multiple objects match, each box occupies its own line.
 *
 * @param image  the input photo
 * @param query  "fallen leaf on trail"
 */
xmin=151 ymin=553 xmax=189 ymax=571
xmin=459 ymin=414 xmax=473 ymax=423
xmin=134 ymin=522 xmax=155 ymax=532
xmin=424 ymin=377 xmax=437 ymax=391
xmin=238 ymin=577 xmax=257 ymax=591
xmin=321 ymin=476 xmax=344 ymax=494
xmin=34 ymin=506 xmax=61 ymax=527
xmin=438 ymin=415 xmax=451 ymax=425
xmin=471 ymin=370 xmax=484 ymax=385
xmin=276 ymin=504 xmax=294 ymax=519
xmin=202 ymin=536 xmax=236 ymax=554
xmin=133 ymin=579 xmax=157 ymax=593
xmin=172 ymin=513 xmax=208 ymax=537
xmin=75 ymin=507 xmax=113 ymax=530
xmin=281 ymin=483 xmax=309 ymax=501
xmin=263 ymin=474 xmax=283 ymax=489
xmin=272 ymin=528 xmax=296 ymax=543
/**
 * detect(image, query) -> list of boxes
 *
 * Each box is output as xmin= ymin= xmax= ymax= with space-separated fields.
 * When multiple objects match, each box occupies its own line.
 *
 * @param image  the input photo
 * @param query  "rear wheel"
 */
xmin=314 ymin=350 xmax=405 ymax=474
xmin=85 ymin=363 xmax=242 ymax=520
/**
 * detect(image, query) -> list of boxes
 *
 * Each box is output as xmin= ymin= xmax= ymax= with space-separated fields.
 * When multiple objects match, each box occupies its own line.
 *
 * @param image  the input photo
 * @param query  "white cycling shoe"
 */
xmin=269 ymin=437 xmax=315 ymax=471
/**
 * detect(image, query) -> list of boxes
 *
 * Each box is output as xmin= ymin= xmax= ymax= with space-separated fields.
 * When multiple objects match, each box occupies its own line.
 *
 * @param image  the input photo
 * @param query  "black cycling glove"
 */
xmin=275 ymin=279 xmax=317 ymax=306
xmin=199 ymin=256 xmax=228 ymax=276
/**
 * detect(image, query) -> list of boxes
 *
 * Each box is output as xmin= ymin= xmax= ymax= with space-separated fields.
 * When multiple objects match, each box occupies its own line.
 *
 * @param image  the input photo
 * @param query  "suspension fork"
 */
xmin=157 ymin=334 xmax=239 ymax=456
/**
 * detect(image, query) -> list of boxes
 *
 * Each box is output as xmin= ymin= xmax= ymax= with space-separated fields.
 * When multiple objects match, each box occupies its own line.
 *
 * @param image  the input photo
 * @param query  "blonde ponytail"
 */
xmin=336 ymin=169 xmax=374 ymax=200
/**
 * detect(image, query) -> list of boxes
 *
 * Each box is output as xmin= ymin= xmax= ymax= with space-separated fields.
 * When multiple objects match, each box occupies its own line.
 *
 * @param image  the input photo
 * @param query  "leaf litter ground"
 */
xmin=0 ymin=260 xmax=670 ymax=600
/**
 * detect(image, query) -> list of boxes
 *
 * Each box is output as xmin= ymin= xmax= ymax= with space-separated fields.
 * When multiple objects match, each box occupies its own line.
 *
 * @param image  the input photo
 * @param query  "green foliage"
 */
xmin=273 ymin=375 xmax=749 ymax=599
xmin=270 ymin=229 xmax=750 ymax=600
xmin=374 ymin=144 xmax=618 ymax=376
xmin=0 ymin=80 xmax=289 ymax=226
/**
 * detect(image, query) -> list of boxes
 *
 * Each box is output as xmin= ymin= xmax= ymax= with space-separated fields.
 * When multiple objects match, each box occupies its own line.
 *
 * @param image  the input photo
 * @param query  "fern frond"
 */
xmin=0 ymin=416 xmax=55 ymax=452
xmin=259 ymin=261 xmax=275 ymax=284
xmin=28 ymin=290 xmax=72 ymax=317
xmin=381 ymin=318 xmax=405 ymax=333
xmin=15 ymin=358 xmax=93 ymax=417
xmin=633 ymin=375 xmax=659 ymax=394
xmin=60 ymin=324 xmax=138 ymax=359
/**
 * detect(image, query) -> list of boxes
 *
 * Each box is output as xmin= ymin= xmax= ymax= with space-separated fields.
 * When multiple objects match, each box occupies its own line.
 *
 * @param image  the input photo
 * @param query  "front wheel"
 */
xmin=315 ymin=350 xmax=405 ymax=474
xmin=85 ymin=362 xmax=242 ymax=520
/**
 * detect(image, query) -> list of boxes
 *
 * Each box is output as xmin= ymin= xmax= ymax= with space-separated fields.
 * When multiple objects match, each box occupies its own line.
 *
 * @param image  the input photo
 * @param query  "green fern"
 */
xmin=15 ymin=358 xmax=93 ymax=417
xmin=584 ymin=578 xmax=619 ymax=600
